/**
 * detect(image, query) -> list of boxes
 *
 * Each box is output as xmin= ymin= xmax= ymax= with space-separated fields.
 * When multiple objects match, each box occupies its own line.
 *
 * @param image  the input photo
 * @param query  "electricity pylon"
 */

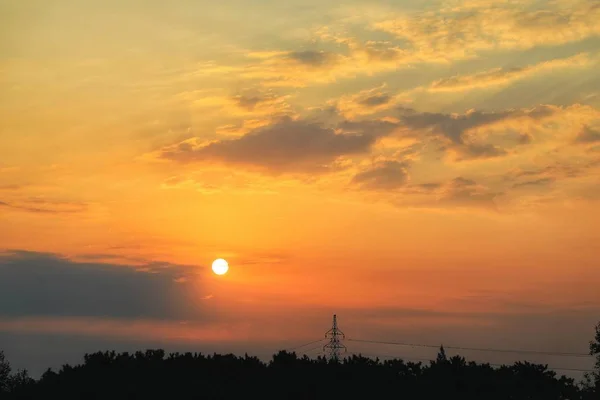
xmin=323 ymin=314 xmax=346 ymax=362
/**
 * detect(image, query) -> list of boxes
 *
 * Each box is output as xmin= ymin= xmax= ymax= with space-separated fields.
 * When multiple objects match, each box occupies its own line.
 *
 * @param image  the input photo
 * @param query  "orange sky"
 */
xmin=1 ymin=0 xmax=599 ymax=377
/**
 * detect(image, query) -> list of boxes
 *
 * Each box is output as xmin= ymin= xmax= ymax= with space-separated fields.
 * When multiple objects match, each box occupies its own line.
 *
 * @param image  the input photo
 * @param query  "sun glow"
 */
xmin=211 ymin=259 xmax=229 ymax=275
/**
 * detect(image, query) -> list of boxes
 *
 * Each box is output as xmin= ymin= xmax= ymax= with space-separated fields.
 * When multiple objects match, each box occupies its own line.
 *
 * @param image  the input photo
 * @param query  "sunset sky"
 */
xmin=1 ymin=0 xmax=599 ymax=377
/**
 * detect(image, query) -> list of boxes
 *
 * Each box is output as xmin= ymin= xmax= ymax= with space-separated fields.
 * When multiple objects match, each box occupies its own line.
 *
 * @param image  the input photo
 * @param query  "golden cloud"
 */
xmin=469 ymin=104 xmax=600 ymax=144
xmin=190 ymin=38 xmax=419 ymax=88
xmin=177 ymin=1 xmax=599 ymax=90
xmin=396 ymin=106 xmax=557 ymax=161
xmin=374 ymin=0 xmax=600 ymax=62
xmin=394 ymin=103 xmax=600 ymax=163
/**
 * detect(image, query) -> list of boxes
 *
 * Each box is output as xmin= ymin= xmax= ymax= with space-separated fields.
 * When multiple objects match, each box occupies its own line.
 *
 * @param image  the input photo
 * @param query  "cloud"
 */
xmin=0 ymin=184 xmax=24 ymax=191
xmin=194 ymin=37 xmax=418 ymax=88
xmin=387 ymin=177 xmax=501 ymax=211
xmin=0 ymin=250 xmax=208 ymax=321
xmin=436 ymin=177 xmax=500 ymax=210
xmin=333 ymin=96 xmax=599 ymax=163
xmin=374 ymin=0 xmax=600 ymax=62
xmin=351 ymin=160 xmax=411 ymax=190
xmin=455 ymin=143 xmax=508 ymax=160
xmin=400 ymin=107 xmax=528 ymax=144
xmin=574 ymin=126 xmax=600 ymax=144
xmin=159 ymin=116 xmax=399 ymax=174
xmin=0 ymin=198 xmax=88 ymax=214
xmin=517 ymin=133 xmax=533 ymax=145
xmin=216 ymin=119 xmax=273 ymax=137
xmin=418 ymin=183 xmax=443 ymax=191
xmin=236 ymin=253 xmax=289 ymax=267
xmin=398 ymin=106 xmax=554 ymax=160
xmin=287 ymin=50 xmax=338 ymax=67
xmin=232 ymin=91 xmax=292 ymax=115
xmin=160 ymin=172 xmax=280 ymax=195
xmin=512 ymin=177 xmax=556 ymax=188
xmin=151 ymin=101 xmax=599 ymax=211
xmin=0 ymin=316 xmax=251 ymax=344
xmin=353 ymin=173 xmax=502 ymax=211
xmin=400 ymin=108 xmax=506 ymax=144
xmin=504 ymin=158 xmax=600 ymax=188
xmin=186 ymin=2 xmax=599 ymax=89
xmin=233 ymin=49 xmax=352 ymax=87
xmin=179 ymin=90 xmax=293 ymax=119
xmin=469 ymin=104 xmax=600 ymax=149
xmin=360 ymin=94 xmax=392 ymax=107
xmin=428 ymin=53 xmax=594 ymax=92
xmin=332 ymin=85 xmax=410 ymax=118
xmin=0 ymin=164 xmax=19 ymax=173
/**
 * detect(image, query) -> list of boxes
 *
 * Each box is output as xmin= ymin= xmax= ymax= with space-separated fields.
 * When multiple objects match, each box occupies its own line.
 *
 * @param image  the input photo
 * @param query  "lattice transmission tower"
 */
xmin=323 ymin=314 xmax=346 ymax=362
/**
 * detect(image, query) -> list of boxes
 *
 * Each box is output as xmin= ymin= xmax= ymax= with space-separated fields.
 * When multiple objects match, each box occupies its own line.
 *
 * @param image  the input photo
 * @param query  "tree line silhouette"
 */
xmin=1 ymin=321 xmax=599 ymax=399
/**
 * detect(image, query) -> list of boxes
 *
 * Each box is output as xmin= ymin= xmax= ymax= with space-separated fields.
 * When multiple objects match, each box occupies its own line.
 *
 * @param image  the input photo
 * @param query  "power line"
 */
xmin=283 ymin=346 xmax=595 ymax=373
xmin=286 ymin=338 xmax=326 ymax=352
xmin=347 ymin=352 xmax=595 ymax=373
xmin=347 ymin=338 xmax=593 ymax=358
xmin=299 ymin=344 xmax=327 ymax=355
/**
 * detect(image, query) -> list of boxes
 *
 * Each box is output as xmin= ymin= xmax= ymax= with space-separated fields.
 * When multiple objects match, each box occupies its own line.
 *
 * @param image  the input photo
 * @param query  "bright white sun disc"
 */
xmin=211 ymin=258 xmax=229 ymax=275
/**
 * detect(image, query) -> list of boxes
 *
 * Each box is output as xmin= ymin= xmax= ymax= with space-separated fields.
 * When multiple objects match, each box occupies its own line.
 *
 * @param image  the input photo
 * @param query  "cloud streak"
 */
xmin=428 ymin=53 xmax=594 ymax=92
xmin=0 ymin=316 xmax=246 ymax=344
xmin=0 ymin=199 xmax=88 ymax=214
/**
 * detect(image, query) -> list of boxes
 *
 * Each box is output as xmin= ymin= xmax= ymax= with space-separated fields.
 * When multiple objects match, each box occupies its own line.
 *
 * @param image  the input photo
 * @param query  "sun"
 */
xmin=211 ymin=258 xmax=229 ymax=275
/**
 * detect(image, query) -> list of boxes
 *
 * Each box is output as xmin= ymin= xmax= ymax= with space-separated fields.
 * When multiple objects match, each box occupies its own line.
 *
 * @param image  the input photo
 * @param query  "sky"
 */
xmin=1 ymin=0 xmax=600 ymax=378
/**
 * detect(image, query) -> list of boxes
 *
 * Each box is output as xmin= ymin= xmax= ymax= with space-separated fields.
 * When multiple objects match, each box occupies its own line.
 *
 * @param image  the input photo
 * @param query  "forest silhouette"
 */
xmin=1 ymin=321 xmax=599 ymax=399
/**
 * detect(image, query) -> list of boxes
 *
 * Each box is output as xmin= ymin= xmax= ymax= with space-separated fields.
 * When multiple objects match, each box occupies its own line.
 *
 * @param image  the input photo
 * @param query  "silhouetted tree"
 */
xmin=584 ymin=321 xmax=600 ymax=396
xmin=1 ymin=323 xmax=599 ymax=399
xmin=0 ymin=351 xmax=33 ymax=397
xmin=436 ymin=345 xmax=448 ymax=363
xmin=0 ymin=350 xmax=11 ymax=393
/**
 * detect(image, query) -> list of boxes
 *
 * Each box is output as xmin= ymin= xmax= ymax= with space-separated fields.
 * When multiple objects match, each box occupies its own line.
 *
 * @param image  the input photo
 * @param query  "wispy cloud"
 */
xmin=0 ymin=198 xmax=88 ymax=214
xmin=160 ymin=172 xmax=280 ymax=195
xmin=428 ymin=53 xmax=594 ymax=92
